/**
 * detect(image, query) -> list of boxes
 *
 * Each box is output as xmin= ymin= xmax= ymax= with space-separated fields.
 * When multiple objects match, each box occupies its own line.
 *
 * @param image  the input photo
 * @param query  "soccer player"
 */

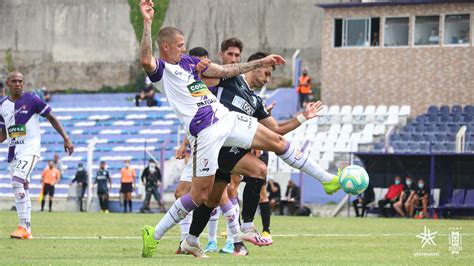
xmin=1 ymin=71 xmax=74 ymax=239
xmin=139 ymin=0 xmax=340 ymax=258
xmin=94 ymin=161 xmax=112 ymax=213
xmin=40 ymin=160 xmax=61 ymax=212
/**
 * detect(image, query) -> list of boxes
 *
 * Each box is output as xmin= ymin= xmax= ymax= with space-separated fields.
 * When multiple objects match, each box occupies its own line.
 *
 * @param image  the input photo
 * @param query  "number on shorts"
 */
xmin=16 ymin=160 xmax=28 ymax=170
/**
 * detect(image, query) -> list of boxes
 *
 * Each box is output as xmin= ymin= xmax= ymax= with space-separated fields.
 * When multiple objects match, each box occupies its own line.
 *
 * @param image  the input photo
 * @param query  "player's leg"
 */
xmin=128 ymin=191 xmax=133 ymax=213
xmin=228 ymin=176 xmax=241 ymax=222
xmin=421 ymin=196 xmax=428 ymax=218
xmin=48 ymin=186 xmax=54 ymax=212
xmin=259 ymin=184 xmax=272 ymax=239
xmin=204 ymin=206 xmax=220 ymax=253
xmin=40 ymin=184 xmax=46 ymax=212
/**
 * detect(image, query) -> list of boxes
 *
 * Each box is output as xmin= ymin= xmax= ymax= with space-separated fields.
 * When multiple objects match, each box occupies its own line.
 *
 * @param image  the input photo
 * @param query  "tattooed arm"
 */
xmin=139 ymin=0 xmax=156 ymax=73
xmin=202 ymin=54 xmax=286 ymax=78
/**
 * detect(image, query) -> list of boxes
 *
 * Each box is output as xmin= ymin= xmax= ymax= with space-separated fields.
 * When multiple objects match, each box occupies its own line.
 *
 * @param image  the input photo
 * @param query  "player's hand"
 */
xmin=261 ymin=54 xmax=286 ymax=67
xmin=175 ymin=144 xmax=187 ymax=159
xmin=267 ymin=101 xmax=277 ymax=113
xmin=64 ymin=138 xmax=74 ymax=155
xmin=140 ymin=0 xmax=155 ymax=22
xmin=196 ymin=58 xmax=211 ymax=73
xmin=302 ymin=101 xmax=323 ymax=120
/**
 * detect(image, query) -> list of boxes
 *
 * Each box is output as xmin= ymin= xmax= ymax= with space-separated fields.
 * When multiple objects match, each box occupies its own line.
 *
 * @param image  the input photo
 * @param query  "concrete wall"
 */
xmin=0 ymin=0 xmax=138 ymax=90
xmin=321 ymin=3 xmax=474 ymax=116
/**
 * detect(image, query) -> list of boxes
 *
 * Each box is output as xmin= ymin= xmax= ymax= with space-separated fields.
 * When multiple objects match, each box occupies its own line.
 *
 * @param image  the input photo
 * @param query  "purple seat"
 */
xmin=450 ymin=189 xmax=466 ymax=207
xmin=464 ymin=190 xmax=474 ymax=207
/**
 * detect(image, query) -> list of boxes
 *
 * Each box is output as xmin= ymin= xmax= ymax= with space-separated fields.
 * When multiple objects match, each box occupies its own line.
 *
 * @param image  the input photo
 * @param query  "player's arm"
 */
xmin=201 ymin=77 xmax=220 ymax=88
xmin=176 ymin=138 xmax=189 ymax=159
xmin=45 ymin=112 xmax=74 ymax=155
xmin=259 ymin=101 xmax=323 ymax=135
xmin=139 ymin=0 xmax=157 ymax=73
xmin=202 ymin=54 xmax=285 ymax=79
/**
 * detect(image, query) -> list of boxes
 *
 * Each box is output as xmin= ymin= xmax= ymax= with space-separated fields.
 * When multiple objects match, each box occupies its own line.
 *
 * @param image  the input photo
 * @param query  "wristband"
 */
xmin=296 ymin=113 xmax=307 ymax=124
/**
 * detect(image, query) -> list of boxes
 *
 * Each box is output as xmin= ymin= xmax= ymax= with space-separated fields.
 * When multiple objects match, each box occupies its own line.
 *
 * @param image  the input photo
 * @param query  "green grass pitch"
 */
xmin=0 ymin=211 xmax=472 ymax=265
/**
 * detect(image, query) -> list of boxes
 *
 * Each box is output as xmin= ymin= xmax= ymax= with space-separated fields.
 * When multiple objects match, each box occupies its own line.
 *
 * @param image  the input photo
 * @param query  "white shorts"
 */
xmin=9 ymin=155 xmax=39 ymax=183
xmin=180 ymin=161 xmax=193 ymax=183
xmin=188 ymin=112 xmax=258 ymax=177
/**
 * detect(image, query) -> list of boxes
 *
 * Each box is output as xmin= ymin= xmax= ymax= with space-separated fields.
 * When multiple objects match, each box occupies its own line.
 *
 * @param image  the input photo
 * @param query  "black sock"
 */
xmin=49 ymin=199 xmax=52 ymax=211
xmin=41 ymin=199 xmax=45 ymax=211
xmin=242 ymin=177 xmax=264 ymax=223
xmin=188 ymin=204 xmax=214 ymax=237
xmin=129 ymin=200 xmax=132 ymax=212
xmin=104 ymin=198 xmax=109 ymax=210
xmin=260 ymin=201 xmax=271 ymax=233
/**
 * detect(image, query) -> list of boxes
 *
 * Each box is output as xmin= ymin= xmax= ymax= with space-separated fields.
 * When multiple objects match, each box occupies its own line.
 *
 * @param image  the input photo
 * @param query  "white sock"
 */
xmin=179 ymin=211 xmax=193 ymax=242
xmin=223 ymin=207 xmax=240 ymax=243
xmin=12 ymin=181 xmax=28 ymax=229
xmin=187 ymin=234 xmax=200 ymax=246
xmin=278 ymin=142 xmax=334 ymax=182
xmin=208 ymin=207 xmax=220 ymax=242
xmin=154 ymin=194 xmax=197 ymax=240
xmin=241 ymin=221 xmax=254 ymax=232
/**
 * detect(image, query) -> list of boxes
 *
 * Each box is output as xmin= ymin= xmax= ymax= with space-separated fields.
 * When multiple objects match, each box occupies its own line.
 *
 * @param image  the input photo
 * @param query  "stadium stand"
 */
xmin=0 ymin=93 xmax=180 ymax=198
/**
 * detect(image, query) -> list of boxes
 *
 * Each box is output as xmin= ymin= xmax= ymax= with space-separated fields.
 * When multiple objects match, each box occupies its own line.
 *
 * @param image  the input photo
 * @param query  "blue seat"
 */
xmin=390 ymin=134 xmax=400 ymax=142
xmin=412 ymin=133 xmax=423 ymax=142
xmin=399 ymin=133 xmax=412 ymax=142
xmin=462 ymin=114 xmax=473 ymax=123
xmin=448 ymin=124 xmax=459 ymax=133
xmin=463 ymin=105 xmax=474 ymax=115
xmin=449 ymin=189 xmax=466 ymax=207
xmin=415 ymin=115 xmax=427 ymax=124
xmin=432 ymin=142 xmax=445 ymax=153
xmin=446 ymin=132 xmax=456 ymax=142
xmin=450 ymin=113 xmax=462 ymax=123
xmin=427 ymin=115 xmax=437 ymax=123
xmin=451 ymin=105 xmax=462 ymax=114
xmin=436 ymin=124 xmax=448 ymax=132
xmin=445 ymin=142 xmax=456 ymax=152
xmin=425 ymin=124 xmax=437 ymax=132
xmin=427 ymin=106 xmax=438 ymax=115
xmin=419 ymin=142 xmax=430 ymax=153
xmin=409 ymin=142 xmax=420 ymax=153
xmin=438 ymin=114 xmax=450 ymax=123
xmin=439 ymin=105 xmax=450 ymax=115
xmin=422 ymin=133 xmax=436 ymax=143
xmin=401 ymin=126 xmax=413 ymax=133
xmin=466 ymin=143 xmax=474 ymax=153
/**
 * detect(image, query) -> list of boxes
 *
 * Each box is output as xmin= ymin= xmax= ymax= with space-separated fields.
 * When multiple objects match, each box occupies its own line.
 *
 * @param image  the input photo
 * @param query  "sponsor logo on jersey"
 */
xmin=232 ymin=95 xmax=255 ymax=116
xmin=14 ymin=105 xmax=28 ymax=116
xmin=196 ymin=97 xmax=217 ymax=108
xmin=187 ymin=81 xmax=210 ymax=97
xmin=8 ymin=124 xmax=26 ymax=138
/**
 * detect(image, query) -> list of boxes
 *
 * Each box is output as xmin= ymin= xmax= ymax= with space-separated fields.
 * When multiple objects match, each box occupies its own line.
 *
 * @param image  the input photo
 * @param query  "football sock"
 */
xmin=221 ymin=200 xmax=240 ymax=243
xmin=241 ymin=221 xmax=254 ymax=232
xmin=123 ymin=198 xmax=127 ymax=212
xmin=154 ymin=193 xmax=197 ymax=240
xmin=179 ymin=211 xmax=193 ymax=242
xmin=277 ymin=142 xmax=333 ymax=182
xmin=41 ymin=199 xmax=45 ymax=211
xmin=128 ymin=199 xmax=132 ymax=212
xmin=98 ymin=197 xmax=104 ymax=210
xmin=49 ymin=199 xmax=52 ymax=211
xmin=260 ymin=201 xmax=271 ymax=233
xmin=188 ymin=204 xmax=214 ymax=240
xmin=12 ymin=179 xmax=27 ymax=229
xmin=25 ymin=188 xmax=31 ymax=232
xmin=208 ymin=207 xmax=220 ymax=242
xmin=229 ymin=196 xmax=240 ymax=223
xmin=242 ymin=177 xmax=264 ymax=223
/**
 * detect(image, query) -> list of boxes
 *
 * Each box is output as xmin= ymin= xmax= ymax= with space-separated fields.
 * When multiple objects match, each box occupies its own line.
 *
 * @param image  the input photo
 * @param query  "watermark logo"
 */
xmin=414 ymin=226 xmax=439 ymax=257
xmin=448 ymin=227 xmax=462 ymax=255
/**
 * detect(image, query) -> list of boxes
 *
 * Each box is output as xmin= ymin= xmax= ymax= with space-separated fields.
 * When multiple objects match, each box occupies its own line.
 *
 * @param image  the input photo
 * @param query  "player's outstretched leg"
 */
xmin=251 ymin=124 xmax=341 ymax=194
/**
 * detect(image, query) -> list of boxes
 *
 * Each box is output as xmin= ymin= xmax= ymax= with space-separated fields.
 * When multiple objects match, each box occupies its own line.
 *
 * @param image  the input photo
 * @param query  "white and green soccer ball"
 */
xmin=338 ymin=165 xmax=369 ymax=195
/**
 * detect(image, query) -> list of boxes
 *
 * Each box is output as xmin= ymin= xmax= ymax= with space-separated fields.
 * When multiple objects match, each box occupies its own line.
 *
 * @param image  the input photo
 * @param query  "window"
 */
xmin=384 ymin=17 xmax=409 ymax=47
xmin=415 ymin=16 xmax=440 ymax=46
xmin=444 ymin=14 xmax=470 ymax=45
xmin=334 ymin=17 xmax=380 ymax=48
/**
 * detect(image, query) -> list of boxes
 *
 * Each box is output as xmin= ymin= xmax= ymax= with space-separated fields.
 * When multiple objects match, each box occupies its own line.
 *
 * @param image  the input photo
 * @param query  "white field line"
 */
xmin=3 ymin=233 xmax=473 ymax=240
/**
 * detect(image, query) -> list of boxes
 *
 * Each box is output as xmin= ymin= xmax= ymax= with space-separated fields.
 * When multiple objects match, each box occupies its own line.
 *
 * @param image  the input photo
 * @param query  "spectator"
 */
xmin=407 ymin=179 xmax=430 ymax=218
xmin=41 ymin=161 xmax=61 ymax=212
xmin=296 ymin=69 xmax=312 ymax=110
xmin=371 ymin=32 xmax=379 ymax=46
xmin=279 ymin=180 xmax=301 ymax=216
xmin=140 ymin=159 xmax=165 ymax=213
xmin=428 ymin=29 xmax=439 ymax=44
xmin=71 ymin=163 xmax=88 ymax=212
xmin=135 ymin=84 xmax=158 ymax=107
xmin=189 ymin=46 xmax=209 ymax=59
xmin=458 ymin=30 xmax=469 ymax=44
xmin=356 ymin=32 xmax=368 ymax=46
xmin=393 ymin=176 xmax=415 ymax=217
xmin=378 ymin=176 xmax=404 ymax=217
xmin=120 ymin=160 xmax=136 ymax=213
xmin=53 ymin=153 xmax=64 ymax=177
xmin=35 ymin=82 xmax=50 ymax=102
xmin=267 ymin=178 xmax=281 ymax=214
xmin=94 ymin=161 xmax=112 ymax=213
xmin=352 ymin=182 xmax=375 ymax=217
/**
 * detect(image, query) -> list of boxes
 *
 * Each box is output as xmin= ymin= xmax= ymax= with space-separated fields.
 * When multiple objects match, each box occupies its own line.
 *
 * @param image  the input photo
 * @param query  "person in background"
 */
xmin=267 ymin=179 xmax=281 ymax=214
xmin=378 ymin=176 xmax=404 ymax=217
xmin=53 ymin=153 xmax=63 ymax=177
xmin=371 ymin=32 xmax=379 ymax=46
xmin=35 ymin=82 xmax=50 ymax=102
xmin=71 ymin=163 xmax=88 ymax=212
xmin=189 ymin=46 xmax=209 ymax=59
xmin=135 ymin=84 xmax=157 ymax=107
xmin=94 ymin=161 xmax=112 ymax=213
xmin=41 ymin=161 xmax=61 ymax=212
xmin=279 ymin=180 xmax=301 ymax=216
xmin=0 ymin=81 xmax=5 ymax=98
xmin=352 ymin=182 xmax=375 ymax=217
xmin=140 ymin=159 xmax=165 ymax=213
xmin=296 ymin=69 xmax=312 ymax=110
xmin=120 ymin=160 xmax=136 ymax=213
xmin=393 ymin=176 xmax=415 ymax=217
xmin=407 ymin=179 xmax=430 ymax=218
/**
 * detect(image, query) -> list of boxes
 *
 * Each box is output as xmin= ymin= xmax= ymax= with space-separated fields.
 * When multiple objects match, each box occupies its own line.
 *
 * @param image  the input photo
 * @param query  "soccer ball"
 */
xmin=338 ymin=165 xmax=369 ymax=195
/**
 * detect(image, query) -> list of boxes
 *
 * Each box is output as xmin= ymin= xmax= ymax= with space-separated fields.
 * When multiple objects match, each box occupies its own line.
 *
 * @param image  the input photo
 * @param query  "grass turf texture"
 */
xmin=0 ymin=211 xmax=472 ymax=265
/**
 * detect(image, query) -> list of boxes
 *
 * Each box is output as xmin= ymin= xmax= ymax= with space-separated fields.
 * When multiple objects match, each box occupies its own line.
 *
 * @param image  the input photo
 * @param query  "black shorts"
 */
xmin=43 ymin=184 xmax=55 ymax=197
xmin=215 ymin=146 xmax=250 ymax=183
xmin=120 ymin=182 xmax=133 ymax=193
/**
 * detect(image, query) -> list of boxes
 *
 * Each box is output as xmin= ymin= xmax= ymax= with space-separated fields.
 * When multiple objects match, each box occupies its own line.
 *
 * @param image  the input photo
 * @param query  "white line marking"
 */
xmin=3 ymin=233 xmax=473 ymax=240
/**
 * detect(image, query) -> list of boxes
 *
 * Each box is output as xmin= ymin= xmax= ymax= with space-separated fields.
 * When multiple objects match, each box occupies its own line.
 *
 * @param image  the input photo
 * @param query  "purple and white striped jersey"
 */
xmin=0 ymin=93 xmax=51 ymax=162
xmin=147 ymin=55 xmax=229 ymax=137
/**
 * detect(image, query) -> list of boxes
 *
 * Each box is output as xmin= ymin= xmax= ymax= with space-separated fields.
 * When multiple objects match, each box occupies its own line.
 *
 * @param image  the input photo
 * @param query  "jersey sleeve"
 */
xmin=32 ymin=94 xmax=52 ymax=117
xmin=0 ymin=114 xmax=5 ymax=132
xmin=254 ymin=96 xmax=271 ymax=120
xmin=147 ymin=58 xmax=165 ymax=82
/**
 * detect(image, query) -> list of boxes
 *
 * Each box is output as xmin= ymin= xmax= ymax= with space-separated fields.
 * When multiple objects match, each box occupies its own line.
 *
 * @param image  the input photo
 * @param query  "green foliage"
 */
xmin=128 ymin=0 xmax=169 ymax=44
xmin=5 ymin=49 xmax=14 ymax=72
